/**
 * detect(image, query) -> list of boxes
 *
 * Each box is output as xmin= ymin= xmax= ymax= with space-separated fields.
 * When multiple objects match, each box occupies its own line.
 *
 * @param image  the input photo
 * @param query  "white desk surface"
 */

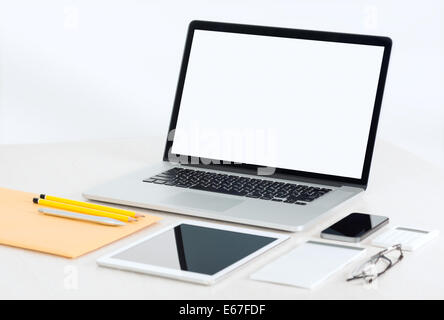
xmin=1 ymin=136 xmax=443 ymax=299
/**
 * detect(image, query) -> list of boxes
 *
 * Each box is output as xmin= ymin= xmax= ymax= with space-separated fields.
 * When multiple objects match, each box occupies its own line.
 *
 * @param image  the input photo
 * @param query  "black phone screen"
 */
xmin=322 ymin=213 xmax=388 ymax=237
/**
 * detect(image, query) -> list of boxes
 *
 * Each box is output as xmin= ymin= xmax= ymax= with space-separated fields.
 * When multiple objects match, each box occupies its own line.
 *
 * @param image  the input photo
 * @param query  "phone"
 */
xmin=321 ymin=213 xmax=389 ymax=243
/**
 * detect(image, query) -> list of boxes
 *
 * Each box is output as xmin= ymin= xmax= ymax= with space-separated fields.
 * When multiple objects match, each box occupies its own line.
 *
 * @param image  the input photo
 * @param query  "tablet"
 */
xmin=97 ymin=221 xmax=288 ymax=285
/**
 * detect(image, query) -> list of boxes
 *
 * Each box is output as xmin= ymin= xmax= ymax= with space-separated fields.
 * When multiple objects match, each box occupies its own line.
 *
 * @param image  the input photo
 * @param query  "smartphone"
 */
xmin=321 ymin=213 xmax=389 ymax=243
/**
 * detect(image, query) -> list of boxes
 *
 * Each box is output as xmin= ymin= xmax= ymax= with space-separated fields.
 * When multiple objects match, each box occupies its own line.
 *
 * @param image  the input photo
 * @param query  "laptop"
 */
xmin=83 ymin=21 xmax=392 ymax=232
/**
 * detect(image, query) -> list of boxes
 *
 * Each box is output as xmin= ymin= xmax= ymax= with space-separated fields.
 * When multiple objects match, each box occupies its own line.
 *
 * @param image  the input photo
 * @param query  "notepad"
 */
xmin=371 ymin=226 xmax=439 ymax=251
xmin=0 ymin=187 xmax=161 ymax=258
xmin=251 ymin=241 xmax=365 ymax=289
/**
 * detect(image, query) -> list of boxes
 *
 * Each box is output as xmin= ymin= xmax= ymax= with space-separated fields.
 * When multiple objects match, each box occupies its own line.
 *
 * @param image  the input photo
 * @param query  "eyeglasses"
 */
xmin=347 ymin=244 xmax=404 ymax=283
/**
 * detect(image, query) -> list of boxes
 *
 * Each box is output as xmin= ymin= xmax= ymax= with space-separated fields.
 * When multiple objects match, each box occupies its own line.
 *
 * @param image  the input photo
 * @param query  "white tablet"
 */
xmin=97 ymin=221 xmax=288 ymax=285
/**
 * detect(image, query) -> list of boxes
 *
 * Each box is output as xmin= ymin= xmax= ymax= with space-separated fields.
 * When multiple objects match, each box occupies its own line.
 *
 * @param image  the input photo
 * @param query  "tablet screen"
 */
xmin=112 ymin=223 xmax=277 ymax=275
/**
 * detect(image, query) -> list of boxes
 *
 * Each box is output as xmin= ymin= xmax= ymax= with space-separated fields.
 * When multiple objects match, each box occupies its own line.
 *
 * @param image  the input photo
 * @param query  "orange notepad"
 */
xmin=0 ymin=187 xmax=162 ymax=258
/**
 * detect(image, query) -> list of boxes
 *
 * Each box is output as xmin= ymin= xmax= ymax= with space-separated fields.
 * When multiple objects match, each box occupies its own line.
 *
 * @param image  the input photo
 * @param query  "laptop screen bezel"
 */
xmin=162 ymin=20 xmax=392 ymax=187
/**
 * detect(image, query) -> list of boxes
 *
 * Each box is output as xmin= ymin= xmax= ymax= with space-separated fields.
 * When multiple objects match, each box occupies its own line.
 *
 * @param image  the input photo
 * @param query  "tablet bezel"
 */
xmin=97 ymin=220 xmax=289 ymax=285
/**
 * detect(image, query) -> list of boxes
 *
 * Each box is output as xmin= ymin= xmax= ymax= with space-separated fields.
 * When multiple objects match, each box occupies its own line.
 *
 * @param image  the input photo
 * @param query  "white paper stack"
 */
xmin=251 ymin=240 xmax=365 ymax=289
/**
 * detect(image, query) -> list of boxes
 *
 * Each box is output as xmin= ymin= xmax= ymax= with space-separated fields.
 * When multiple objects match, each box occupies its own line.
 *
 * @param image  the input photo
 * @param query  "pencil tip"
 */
xmin=129 ymin=217 xmax=137 ymax=222
xmin=135 ymin=213 xmax=145 ymax=218
xmin=33 ymin=197 xmax=39 ymax=204
xmin=39 ymin=194 xmax=46 ymax=199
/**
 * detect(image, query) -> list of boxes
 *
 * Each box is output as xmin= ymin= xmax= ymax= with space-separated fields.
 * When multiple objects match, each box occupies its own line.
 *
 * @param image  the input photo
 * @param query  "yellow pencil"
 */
xmin=39 ymin=194 xmax=143 ymax=218
xmin=33 ymin=198 xmax=137 ymax=222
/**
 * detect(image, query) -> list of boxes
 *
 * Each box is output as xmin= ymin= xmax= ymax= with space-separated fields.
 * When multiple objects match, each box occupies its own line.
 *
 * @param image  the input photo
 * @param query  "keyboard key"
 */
xmin=246 ymin=194 xmax=261 ymax=198
xmin=152 ymin=176 xmax=170 ymax=181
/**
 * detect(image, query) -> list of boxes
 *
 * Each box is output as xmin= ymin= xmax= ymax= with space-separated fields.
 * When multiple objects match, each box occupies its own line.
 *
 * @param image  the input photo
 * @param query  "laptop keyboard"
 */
xmin=143 ymin=167 xmax=331 ymax=205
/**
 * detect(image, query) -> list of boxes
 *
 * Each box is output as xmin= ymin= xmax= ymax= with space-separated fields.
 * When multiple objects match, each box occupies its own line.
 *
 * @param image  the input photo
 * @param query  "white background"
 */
xmin=173 ymin=30 xmax=384 ymax=178
xmin=0 ymin=0 xmax=443 ymax=169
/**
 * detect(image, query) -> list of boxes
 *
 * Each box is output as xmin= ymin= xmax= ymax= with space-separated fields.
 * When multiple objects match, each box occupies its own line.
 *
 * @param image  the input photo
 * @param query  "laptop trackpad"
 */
xmin=165 ymin=192 xmax=243 ymax=212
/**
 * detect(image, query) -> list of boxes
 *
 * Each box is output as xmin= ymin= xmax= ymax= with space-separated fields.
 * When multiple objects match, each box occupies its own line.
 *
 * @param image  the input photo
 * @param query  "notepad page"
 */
xmin=371 ymin=227 xmax=439 ymax=251
xmin=251 ymin=241 xmax=365 ymax=289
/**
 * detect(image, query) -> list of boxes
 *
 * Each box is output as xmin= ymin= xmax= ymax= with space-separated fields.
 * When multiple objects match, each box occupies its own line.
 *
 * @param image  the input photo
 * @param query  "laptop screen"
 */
xmin=171 ymin=29 xmax=385 ymax=180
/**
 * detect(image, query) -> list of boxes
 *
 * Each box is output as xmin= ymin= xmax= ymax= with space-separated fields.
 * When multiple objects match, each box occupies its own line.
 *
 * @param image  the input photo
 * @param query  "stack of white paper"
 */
xmin=251 ymin=241 xmax=366 ymax=289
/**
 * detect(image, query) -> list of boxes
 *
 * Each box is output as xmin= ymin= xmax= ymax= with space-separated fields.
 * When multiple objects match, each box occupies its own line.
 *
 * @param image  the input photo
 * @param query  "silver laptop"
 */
xmin=84 ymin=21 xmax=392 ymax=232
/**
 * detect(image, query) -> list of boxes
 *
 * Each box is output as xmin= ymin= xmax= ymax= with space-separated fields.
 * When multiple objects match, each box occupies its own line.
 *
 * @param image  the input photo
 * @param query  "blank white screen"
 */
xmin=172 ymin=30 xmax=384 ymax=179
